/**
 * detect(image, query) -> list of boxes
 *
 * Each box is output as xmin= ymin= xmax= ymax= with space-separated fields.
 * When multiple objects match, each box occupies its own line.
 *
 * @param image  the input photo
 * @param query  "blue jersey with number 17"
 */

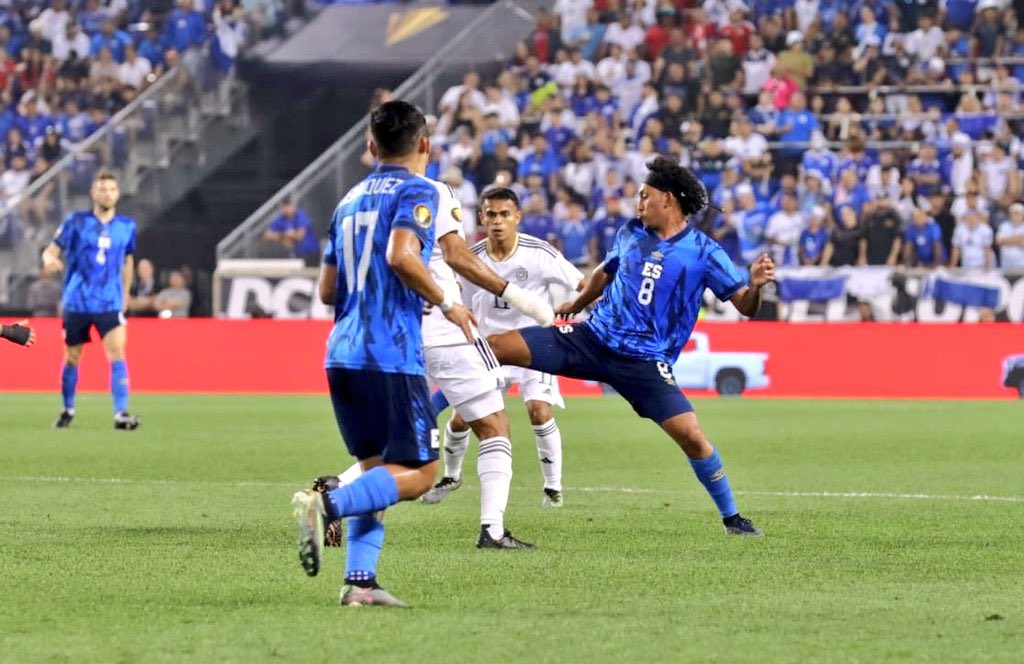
xmin=322 ymin=164 xmax=438 ymax=375
xmin=588 ymin=219 xmax=746 ymax=364
xmin=54 ymin=210 xmax=137 ymax=314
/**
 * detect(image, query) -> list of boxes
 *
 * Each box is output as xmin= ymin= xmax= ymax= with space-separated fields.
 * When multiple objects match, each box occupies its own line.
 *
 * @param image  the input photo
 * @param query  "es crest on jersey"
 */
xmin=514 ymin=267 xmax=529 ymax=282
xmin=414 ymin=204 xmax=433 ymax=228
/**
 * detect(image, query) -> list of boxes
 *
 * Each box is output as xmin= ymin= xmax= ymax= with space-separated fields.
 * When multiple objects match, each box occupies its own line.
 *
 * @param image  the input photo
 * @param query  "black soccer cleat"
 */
xmin=53 ymin=410 xmax=74 ymax=428
xmin=311 ymin=475 xmax=343 ymax=547
xmin=723 ymin=514 xmax=764 ymax=537
xmin=113 ymin=412 xmax=140 ymax=430
xmin=476 ymin=526 xmax=535 ymax=550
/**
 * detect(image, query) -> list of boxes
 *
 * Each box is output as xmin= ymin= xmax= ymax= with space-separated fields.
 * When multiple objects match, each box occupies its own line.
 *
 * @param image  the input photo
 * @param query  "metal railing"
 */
xmin=216 ymin=0 xmax=535 ymax=260
xmin=1 ymin=53 xmax=224 ymax=277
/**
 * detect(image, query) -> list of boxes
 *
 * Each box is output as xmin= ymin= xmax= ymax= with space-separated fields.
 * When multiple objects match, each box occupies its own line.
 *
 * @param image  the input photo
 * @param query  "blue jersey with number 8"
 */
xmin=54 ymin=211 xmax=137 ymax=314
xmin=322 ymin=164 xmax=438 ymax=374
xmin=587 ymin=219 xmax=746 ymax=364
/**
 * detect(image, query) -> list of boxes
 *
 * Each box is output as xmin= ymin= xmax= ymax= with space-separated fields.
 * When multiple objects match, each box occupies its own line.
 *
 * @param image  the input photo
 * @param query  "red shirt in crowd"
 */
xmin=719 ymin=20 xmax=754 ymax=56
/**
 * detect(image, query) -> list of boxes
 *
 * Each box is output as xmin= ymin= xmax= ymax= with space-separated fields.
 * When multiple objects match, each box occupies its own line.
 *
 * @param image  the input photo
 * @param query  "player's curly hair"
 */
xmin=645 ymin=155 xmax=708 ymax=216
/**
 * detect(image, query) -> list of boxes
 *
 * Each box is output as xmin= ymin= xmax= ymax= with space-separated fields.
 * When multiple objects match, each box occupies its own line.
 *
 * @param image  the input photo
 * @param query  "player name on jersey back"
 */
xmin=324 ymin=164 xmax=438 ymax=374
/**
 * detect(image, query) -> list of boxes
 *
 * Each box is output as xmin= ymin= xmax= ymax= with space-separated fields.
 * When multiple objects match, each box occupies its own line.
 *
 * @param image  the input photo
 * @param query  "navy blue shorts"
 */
xmin=326 ymin=368 xmax=438 ymax=467
xmin=519 ymin=323 xmax=693 ymax=423
xmin=63 ymin=311 xmax=124 ymax=346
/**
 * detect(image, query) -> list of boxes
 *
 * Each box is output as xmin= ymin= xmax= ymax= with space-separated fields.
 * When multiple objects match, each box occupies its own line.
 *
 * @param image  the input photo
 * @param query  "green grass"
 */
xmin=1 ymin=394 xmax=1022 ymax=663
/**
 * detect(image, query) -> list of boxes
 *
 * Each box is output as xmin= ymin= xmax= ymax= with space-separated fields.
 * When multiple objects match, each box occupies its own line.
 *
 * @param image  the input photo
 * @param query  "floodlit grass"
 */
xmin=1 ymin=394 xmax=1021 ymax=663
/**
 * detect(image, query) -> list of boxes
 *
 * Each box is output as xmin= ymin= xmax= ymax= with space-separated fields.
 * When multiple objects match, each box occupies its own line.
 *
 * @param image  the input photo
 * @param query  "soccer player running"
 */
xmin=41 ymin=172 xmax=140 ymax=430
xmin=291 ymin=100 xmax=488 ymax=608
xmin=422 ymin=187 xmax=584 ymax=508
xmin=1 ymin=320 xmax=35 ymax=347
xmin=317 ymin=181 xmax=554 ymax=550
xmin=488 ymin=156 xmax=774 ymax=536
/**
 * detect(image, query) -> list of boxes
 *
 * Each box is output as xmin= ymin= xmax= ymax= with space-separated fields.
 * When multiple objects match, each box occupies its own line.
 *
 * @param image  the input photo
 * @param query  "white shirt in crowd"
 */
xmin=31 ymin=6 xmax=70 ymax=42
xmin=439 ymin=84 xmax=487 ymax=113
xmin=979 ymin=155 xmax=1015 ymax=201
xmin=595 ymin=54 xmax=626 ymax=86
xmin=603 ymin=22 xmax=646 ymax=52
xmin=554 ymin=58 xmax=596 ymax=88
xmin=463 ymin=233 xmax=584 ymax=337
xmin=742 ymin=48 xmax=776 ymax=95
xmin=118 ymin=55 xmax=153 ymax=90
xmin=904 ymin=25 xmax=945 ymax=61
xmin=554 ymin=0 xmax=593 ymax=43
xmin=724 ymin=132 xmax=768 ymax=162
xmin=996 ymin=220 xmax=1024 ymax=269
xmin=703 ymin=0 xmax=749 ymax=27
xmin=794 ymin=0 xmax=819 ymax=32
xmin=51 ymin=29 xmax=91 ymax=62
xmin=950 ymin=196 xmax=989 ymax=225
xmin=765 ymin=210 xmax=804 ymax=266
xmin=952 ymin=223 xmax=994 ymax=269
xmin=947 ymin=150 xmax=974 ymax=197
xmin=1 ymin=168 xmax=30 ymax=201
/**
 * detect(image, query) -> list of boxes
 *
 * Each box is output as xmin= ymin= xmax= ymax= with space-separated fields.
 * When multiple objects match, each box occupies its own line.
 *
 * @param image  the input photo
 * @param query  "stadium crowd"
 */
xmin=0 ymin=0 xmax=268 ymax=248
xmin=419 ymin=0 xmax=1024 ymax=274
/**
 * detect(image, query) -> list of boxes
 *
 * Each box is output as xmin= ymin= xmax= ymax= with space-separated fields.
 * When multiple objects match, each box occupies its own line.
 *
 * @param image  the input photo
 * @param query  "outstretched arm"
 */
xmin=555 ymin=262 xmax=612 ymax=318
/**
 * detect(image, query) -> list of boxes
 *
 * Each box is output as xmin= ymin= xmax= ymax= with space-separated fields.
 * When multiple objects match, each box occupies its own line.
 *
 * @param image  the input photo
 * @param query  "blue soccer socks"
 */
xmin=110 ymin=360 xmax=130 ymax=414
xmin=324 ymin=466 xmax=400 ymax=518
xmin=345 ymin=515 xmax=385 ymax=586
xmin=689 ymin=448 xmax=739 ymax=518
xmin=61 ymin=364 xmax=79 ymax=411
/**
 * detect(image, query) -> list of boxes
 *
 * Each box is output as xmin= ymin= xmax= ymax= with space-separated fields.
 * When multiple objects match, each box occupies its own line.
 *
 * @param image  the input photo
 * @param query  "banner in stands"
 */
xmin=701 ymin=268 xmax=1024 ymax=323
xmin=2 ymin=320 xmax=1021 ymax=399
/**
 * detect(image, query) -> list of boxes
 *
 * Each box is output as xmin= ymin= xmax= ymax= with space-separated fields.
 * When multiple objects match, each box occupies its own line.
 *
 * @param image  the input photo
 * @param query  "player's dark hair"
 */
xmin=370 ymin=100 xmax=427 ymax=160
xmin=645 ymin=155 xmax=708 ymax=216
xmin=93 ymin=170 xmax=117 ymax=183
xmin=479 ymin=186 xmax=521 ymax=210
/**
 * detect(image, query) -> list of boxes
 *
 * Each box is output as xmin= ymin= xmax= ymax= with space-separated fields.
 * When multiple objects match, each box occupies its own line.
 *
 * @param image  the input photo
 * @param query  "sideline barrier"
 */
xmin=0 ymin=319 xmax=1020 ymax=399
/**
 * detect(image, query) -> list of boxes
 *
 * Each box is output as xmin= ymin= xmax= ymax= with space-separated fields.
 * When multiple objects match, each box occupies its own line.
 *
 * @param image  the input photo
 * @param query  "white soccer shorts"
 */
xmin=424 ymin=341 xmax=506 ymax=422
xmin=503 ymin=366 xmax=565 ymax=408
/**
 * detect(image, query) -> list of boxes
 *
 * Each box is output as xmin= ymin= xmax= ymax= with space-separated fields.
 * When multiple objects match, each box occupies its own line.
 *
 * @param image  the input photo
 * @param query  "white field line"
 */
xmin=1 ymin=476 xmax=1021 ymax=504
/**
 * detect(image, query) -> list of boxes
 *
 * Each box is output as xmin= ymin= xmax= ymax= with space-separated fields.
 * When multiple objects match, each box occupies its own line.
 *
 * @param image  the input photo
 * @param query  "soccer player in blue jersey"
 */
xmin=41 ymin=172 xmax=140 ymax=430
xmin=488 ymin=156 xmax=775 ymax=537
xmin=290 ymin=101 xmax=478 ymax=608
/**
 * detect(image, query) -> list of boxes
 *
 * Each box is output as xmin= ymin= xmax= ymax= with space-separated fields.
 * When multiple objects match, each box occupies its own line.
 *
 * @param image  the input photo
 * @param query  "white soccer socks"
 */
xmin=477 ymin=436 xmax=513 ymax=540
xmin=532 ymin=419 xmax=563 ymax=492
xmin=443 ymin=419 xmax=471 ymax=480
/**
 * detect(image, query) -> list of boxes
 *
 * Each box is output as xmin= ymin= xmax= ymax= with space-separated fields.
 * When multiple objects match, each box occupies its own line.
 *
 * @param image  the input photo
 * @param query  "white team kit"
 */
xmin=421 ymin=179 xmax=506 ymax=422
xmin=463 ymin=233 xmax=585 ymax=408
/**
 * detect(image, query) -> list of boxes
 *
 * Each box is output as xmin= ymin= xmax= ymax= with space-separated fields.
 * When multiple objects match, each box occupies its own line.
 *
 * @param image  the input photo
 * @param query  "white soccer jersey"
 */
xmin=422 ymin=178 xmax=471 ymax=348
xmin=463 ymin=233 xmax=584 ymax=337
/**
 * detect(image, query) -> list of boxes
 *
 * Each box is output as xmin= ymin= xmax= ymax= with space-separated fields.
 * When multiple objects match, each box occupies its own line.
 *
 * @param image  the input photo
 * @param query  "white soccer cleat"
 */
xmin=292 ymin=490 xmax=325 ymax=576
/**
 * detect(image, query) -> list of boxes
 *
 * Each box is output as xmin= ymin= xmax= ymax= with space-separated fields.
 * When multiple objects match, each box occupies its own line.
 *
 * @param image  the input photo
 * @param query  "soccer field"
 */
xmin=1 ymin=394 xmax=1021 ymax=663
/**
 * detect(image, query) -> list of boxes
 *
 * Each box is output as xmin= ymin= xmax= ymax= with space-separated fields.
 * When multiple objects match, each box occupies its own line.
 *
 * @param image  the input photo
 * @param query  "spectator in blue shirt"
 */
xmin=832 ymin=167 xmax=870 ymax=215
xmin=777 ymin=92 xmax=819 ymax=174
xmin=480 ymin=111 xmax=513 ymax=156
xmin=544 ymin=110 xmax=575 ymax=164
xmin=263 ymin=199 xmax=320 ymax=265
xmin=517 ymin=133 xmax=560 ymax=186
xmin=903 ymin=208 xmax=944 ymax=267
xmin=519 ymin=194 xmax=557 ymax=244
xmin=567 ymin=8 xmax=605 ymax=62
xmin=799 ymin=206 xmax=832 ymax=266
xmin=138 ymin=27 xmax=168 ymax=71
xmin=555 ymin=197 xmax=592 ymax=269
xmin=15 ymin=99 xmax=52 ymax=146
xmin=77 ymin=0 xmax=109 ymax=37
xmin=164 ymin=0 xmax=207 ymax=54
xmin=588 ymin=194 xmax=629 ymax=264
xmin=907 ymin=143 xmax=943 ymax=197
xmin=90 ymin=19 xmax=132 ymax=63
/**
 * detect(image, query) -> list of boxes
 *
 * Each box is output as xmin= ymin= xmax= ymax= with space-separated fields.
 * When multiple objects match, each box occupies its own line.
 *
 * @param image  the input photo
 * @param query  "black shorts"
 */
xmin=519 ymin=323 xmax=693 ymax=423
xmin=62 ymin=311 xmax=125 ymax=346
xmin=327 ymin=368 xmax=438 ymax=467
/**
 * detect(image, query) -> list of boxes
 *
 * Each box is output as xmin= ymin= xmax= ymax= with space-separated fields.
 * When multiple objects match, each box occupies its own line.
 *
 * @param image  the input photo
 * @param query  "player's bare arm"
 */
xmin=318 ymin=264 xmax=337 ymax=305
xmin=555 ymin=263 xmax=611 ymax=319
xmin=1 ymin=320 xmax=35 ymax=347
xmin=729 ymin=253 xmax=775 ymax=317
xmin=387 ymin=227 xmax=476 ymax=341
xmin=41 ymin=242 xmax=64 ymax=275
